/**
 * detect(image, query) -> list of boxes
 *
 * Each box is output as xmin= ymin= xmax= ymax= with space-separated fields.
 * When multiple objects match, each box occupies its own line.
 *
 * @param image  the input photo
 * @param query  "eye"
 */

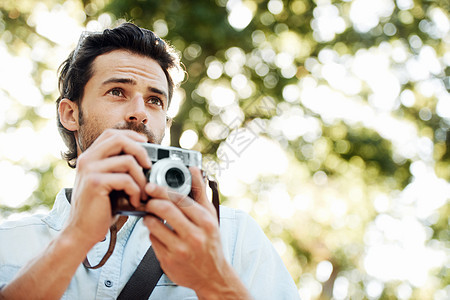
xmin=146 ymin=96 xmax=163 ymax=108
xmin=108 ymin=88 xmax=124 ymax=97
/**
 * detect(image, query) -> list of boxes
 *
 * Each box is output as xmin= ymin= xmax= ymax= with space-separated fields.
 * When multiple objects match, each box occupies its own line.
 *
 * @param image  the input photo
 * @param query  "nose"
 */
xmin=126 ymin=95 xmax=148 ymax=124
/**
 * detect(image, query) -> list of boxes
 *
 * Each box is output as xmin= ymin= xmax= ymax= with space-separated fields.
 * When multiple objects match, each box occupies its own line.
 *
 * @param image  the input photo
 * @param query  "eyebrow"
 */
xmin=102 ymin=77 xmax=168 ymax=99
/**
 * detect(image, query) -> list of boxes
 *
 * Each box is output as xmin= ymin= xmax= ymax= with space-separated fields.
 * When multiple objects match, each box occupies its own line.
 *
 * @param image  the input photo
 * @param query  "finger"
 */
xmin=145 ymin=171 xmax=209 ymax=210
xmin=78 ymin=154 xmax=148 ymax=205
xmin=144 ymin=174 xmax=218 ymax=230
xmin=73 ymin=172 xmax=142 ymax=213
xmin=86 ymin=129 xmax=151 ymax=168
xmin=143 ymin=215 xmax=179 ymax=249
xmin=98 ymin=134 xmax=151 ymax=168
xmin=88 ymin=129 xmax=146 ymax=152
xmin=145 ymin=183 xmax=196 ymax=211
xmin=145 ymin=182 xmax=171 ymax=199
xmin=145 ymin=182 xmax=189 ymax=208
xmin=145 ymin=168 xmax=209 ymax=204
xmin=145 ymin=196 xmax=217 ymax=238
xmin=100 ymin=173 xmax=142 ymax=208
xmin=189 ymin=167 xmax=216 ymax=216
xmin=100 ymin=155 xmax=149 ymax=203
xmin=145 ymin=198 xmax=196 ymax=236
xmin=149 ymin=232 xmax=165 ymax=253
xmin=93 ymin=128 xmax=147 ymax=145
xmin=95 ymin=155 xmax=146 ymax=184
xmin=148 ymin=230 xmax=170 ymax=264
xmin=189 ymin=167 xmax=206 ymax=200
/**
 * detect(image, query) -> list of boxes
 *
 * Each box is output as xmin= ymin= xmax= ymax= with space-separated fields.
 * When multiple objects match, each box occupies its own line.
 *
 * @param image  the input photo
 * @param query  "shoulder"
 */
xmin=0 ymin=212 xmax=54 ymax=257
xmin=218 ymin=206 xmax=273 ymax=261
xmin=218 ymin=206 xmax=300 ymax=299
xmin=0 ymin=213 xmax=47 ymax=230
xmin=0 ymin=212 xmax=50 ymax=250
xmin=0 ymin=189 xmax=69 ymax=266
xmin=0 ymin=187 xmax=69 ymax=232
xmin=0 ymin=212 xmax=53 ymax=284
xmin=219 ymin=205 xmax=258 ymax=226
xmin=219 ymin=206 xmax=266 ymax=239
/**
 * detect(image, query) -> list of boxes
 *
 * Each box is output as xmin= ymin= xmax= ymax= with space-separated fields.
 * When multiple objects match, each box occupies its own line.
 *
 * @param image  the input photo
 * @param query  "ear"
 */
xmin=59 ymin=98 xmax=80 ymax=131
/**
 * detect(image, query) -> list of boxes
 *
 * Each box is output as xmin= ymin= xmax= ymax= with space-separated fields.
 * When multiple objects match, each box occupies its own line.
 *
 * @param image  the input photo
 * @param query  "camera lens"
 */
xmin=165 ymin=168 xmax=185 ymax=188
xmin=149 ymin=159 xmax=192 ymax=195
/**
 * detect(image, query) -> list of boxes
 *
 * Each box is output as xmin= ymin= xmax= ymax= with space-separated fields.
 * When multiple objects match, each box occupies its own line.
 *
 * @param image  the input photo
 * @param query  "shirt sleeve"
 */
xmin=229 ymin=209 xmax=300 ymax=300
xmin=0 ymin=265 xmax=21 ymax=289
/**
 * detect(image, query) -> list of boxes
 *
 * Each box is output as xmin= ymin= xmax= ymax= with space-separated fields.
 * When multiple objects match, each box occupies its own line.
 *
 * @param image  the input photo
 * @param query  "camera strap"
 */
xmin=117 ymin=245 xmax=162 ymax=299
xmin=209 ymin=179 xmax=220 ymax=225
xmin=65 ymin=188 xmax=118 ymax=269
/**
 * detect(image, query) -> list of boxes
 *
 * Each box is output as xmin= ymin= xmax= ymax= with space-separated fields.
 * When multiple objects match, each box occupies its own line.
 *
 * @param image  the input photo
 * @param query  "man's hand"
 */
xmin=66 ymin=129 xmax=151 ymax=249
xmin=142 ymin=167 xmax=253 ymax=299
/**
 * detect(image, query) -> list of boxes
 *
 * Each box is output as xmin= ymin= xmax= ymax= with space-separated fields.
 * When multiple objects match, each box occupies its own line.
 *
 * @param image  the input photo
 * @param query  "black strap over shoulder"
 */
xmin=117 ymin=246 xmax=162 ymax=300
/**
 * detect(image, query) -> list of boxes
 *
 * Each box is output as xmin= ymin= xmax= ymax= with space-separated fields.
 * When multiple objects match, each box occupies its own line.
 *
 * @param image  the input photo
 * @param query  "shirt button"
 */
xmin=104 ymin=280 xmax=113 ymax=288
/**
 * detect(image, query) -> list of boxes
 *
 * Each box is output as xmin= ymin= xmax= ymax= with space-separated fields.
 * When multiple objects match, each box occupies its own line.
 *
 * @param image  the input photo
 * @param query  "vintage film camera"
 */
xmin=111 ymin=143 xmax=202 ymax=216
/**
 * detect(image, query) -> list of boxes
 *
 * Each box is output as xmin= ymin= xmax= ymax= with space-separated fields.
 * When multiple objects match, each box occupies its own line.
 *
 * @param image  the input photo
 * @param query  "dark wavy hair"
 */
xmin=56 ymin=22 xmax=181 ymax=168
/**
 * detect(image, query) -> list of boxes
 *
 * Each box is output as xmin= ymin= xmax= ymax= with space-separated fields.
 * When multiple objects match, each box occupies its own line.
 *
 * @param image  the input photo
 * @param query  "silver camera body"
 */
xmin=111 ymin=143 xmax=202 ymax=216
xmin=141 ymin=143 xmax=202 ymax=196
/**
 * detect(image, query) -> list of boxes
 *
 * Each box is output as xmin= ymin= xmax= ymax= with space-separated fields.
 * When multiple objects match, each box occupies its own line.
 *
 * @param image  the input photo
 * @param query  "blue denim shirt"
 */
xmin=0 ymin=189 xmax=299 ymax=299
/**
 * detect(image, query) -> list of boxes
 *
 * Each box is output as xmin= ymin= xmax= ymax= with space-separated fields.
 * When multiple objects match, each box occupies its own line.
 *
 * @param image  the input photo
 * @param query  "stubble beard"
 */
xmin=77 ymin=108 xmax=164 ymax=152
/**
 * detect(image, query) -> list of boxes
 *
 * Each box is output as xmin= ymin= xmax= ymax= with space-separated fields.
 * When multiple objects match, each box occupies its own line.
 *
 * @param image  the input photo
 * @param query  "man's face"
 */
xmin=76 ymin=49 xmax=169 ymax=152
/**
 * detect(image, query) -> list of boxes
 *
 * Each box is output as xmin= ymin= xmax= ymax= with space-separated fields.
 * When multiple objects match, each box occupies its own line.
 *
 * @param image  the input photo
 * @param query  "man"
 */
xmin=0 ymin=23 xmax=299 ymax=299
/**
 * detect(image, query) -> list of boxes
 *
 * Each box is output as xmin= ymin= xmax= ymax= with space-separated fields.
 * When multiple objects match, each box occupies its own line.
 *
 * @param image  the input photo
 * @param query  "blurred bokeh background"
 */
xmin=0 ymin=0 xmax=449 ymax=299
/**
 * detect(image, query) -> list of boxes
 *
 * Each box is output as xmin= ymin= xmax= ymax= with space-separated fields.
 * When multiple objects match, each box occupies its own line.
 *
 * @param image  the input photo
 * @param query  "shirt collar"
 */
xmin=41 ymin=188 xmax=72 ymax=231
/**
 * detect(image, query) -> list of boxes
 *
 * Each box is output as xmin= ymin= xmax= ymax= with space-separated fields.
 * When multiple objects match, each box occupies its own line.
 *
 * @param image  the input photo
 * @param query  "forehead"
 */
xmin=89 ymin=49 xmax=169 ymax=92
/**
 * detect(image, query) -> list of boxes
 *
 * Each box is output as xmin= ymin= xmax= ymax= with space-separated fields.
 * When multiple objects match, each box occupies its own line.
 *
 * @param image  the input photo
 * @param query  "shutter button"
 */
xmin=104 ymin=280 xmax=113 ymax=288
